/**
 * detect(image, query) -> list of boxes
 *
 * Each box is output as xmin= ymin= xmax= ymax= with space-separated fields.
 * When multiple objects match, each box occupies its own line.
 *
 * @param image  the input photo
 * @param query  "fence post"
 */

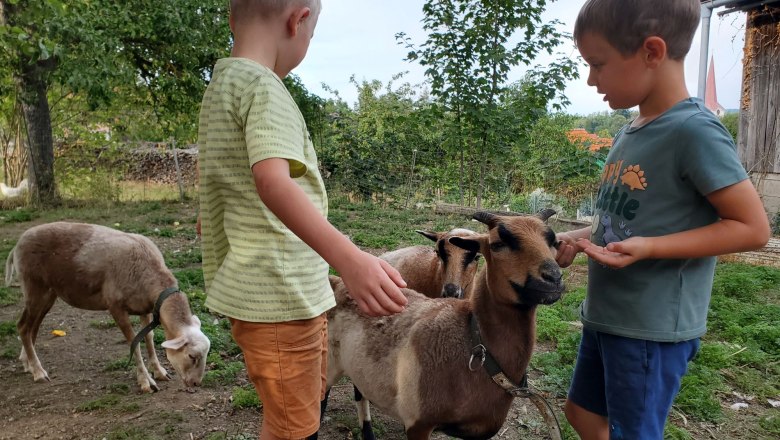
xmin=404 ymin=149 xmax=417 ymax=209
xmin=171 ymin=138 xmax=185 ymax=202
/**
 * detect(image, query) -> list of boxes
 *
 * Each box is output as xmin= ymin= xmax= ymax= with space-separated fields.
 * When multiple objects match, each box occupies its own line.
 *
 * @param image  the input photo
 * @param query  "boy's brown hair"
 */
xmin=230 ymin=0 xmax=320 ymax=23
xmin=574 ymin=0 xmax=700 ymax=61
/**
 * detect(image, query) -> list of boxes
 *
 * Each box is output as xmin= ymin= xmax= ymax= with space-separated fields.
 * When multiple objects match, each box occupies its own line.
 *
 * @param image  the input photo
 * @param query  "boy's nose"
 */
xmin=586 ymin=69 xmax=597 ymax=87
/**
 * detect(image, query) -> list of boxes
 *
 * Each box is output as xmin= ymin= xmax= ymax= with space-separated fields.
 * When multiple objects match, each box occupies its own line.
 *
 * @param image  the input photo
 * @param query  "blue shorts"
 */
xmin=568 ymin=327 xmax=700 ymax=440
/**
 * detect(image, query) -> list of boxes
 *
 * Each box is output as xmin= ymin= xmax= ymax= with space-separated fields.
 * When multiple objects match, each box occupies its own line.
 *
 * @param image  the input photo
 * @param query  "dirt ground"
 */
xmin=0 ymin=298 xmax=562 ymax=440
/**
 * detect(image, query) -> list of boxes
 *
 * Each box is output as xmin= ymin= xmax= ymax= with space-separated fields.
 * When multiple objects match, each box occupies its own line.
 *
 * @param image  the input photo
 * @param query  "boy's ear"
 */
xmin=642 ymin=36 xmax=667 ymax=67
xmin=287 ymin=6 xmax=312 ymax=37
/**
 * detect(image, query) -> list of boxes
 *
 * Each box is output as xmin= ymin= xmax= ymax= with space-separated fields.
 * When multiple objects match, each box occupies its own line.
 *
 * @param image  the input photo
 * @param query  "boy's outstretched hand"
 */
xmin=338 ymin=250 xmax=408 ymax=317
xmin=577 ymin=236 xmax=651 ymax=269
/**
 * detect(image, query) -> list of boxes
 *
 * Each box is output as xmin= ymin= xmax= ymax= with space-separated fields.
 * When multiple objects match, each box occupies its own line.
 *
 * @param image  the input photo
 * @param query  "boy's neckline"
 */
xmin=628 ymin=97 xmax=696 ymax=131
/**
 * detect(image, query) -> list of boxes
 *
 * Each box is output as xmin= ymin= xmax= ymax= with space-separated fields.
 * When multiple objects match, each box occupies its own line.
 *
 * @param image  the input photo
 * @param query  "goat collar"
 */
xmin=126 ymin=286 xmax=181 ymax=366
xmin=467 ymin=313 xmax=531 ymax=398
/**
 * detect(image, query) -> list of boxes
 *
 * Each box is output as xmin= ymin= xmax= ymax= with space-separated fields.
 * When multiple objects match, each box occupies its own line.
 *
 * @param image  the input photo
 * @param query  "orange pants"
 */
xmin=230 ymin=314 xmax=328 ymax=439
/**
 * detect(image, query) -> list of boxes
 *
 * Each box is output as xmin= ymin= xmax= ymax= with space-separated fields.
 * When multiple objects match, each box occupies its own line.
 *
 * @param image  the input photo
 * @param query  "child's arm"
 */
xmin=578 ymin=180 xmax=770 ymax=268
xmin=252 ymin=158 xmax=408 ymax=316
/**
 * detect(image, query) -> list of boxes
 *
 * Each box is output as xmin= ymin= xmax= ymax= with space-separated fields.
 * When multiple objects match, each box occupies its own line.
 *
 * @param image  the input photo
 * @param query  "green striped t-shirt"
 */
xmin=198 ymin=58 xmax=334 ymax=322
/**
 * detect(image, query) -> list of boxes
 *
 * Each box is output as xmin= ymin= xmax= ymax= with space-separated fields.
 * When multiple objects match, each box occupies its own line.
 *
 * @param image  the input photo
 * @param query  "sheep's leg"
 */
xmin=139 ymin=313 xmax=170 ymax=381
xmin=354 ymin=386 xmax=375 ymax=440
xmin=110 ymin=308 xmax=159 ymax=393
xmin=17 ymin=287 xmax=57 ymax=382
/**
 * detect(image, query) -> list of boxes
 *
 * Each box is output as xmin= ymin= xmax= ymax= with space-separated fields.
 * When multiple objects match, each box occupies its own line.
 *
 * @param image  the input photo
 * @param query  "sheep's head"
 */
xmin=449 ymin=210 xmax=563 ymax=307
xmin=161 ymin=314 xmax=211 ymax=388
xmin=417 ymin=228 xmax=481 ymax=299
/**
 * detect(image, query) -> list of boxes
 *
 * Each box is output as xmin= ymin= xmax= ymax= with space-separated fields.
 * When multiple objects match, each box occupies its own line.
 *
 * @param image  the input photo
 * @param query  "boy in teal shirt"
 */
xmin=556 ymin=0 xmax=770 ymax=438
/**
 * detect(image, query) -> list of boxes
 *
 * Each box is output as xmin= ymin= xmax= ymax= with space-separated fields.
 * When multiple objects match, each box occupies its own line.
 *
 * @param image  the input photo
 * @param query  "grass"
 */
xmin=532 ymin=260 xmax=780 ymax=438
xmin=231 ymin=386 xmax=261 ymax=409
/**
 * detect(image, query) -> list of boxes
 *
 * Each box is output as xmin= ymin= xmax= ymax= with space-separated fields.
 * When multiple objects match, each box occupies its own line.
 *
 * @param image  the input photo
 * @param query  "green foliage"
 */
xmin=517 ymin=113 xmax=605 ymax=202
xmin=0 ymin=286 xmax=20 ymax=306
xmin=174 ymin=268 xmax=206 ymax=292
xmin=574 ymin=110 xmax=635 ymax=137
xmin=231 ymin=386 xmax=261 ymax=409
xmin=0 ymin=208 xmax=36 ymax=223
xmin=674 ymin=363 xmax=725 ymax=422
xmin=720 ymin=112 xmax=739 ymax=142
xmin=0 ymin=320 xmax=17 ymax=337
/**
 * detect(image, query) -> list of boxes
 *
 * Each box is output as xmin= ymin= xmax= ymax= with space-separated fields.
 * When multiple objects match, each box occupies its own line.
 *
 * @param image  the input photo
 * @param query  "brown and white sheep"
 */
xmin=5 ymin=222 xmax=211 ymax=393
xmin=380 ymin=228 xmax=480 ymax=299
xmin=323 ymin=211 xmax=564 ymax=439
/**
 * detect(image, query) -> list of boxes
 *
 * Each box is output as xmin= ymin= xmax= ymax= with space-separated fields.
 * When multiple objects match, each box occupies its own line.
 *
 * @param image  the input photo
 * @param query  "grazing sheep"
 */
xmin=6 ymin=222 xmax=211 ymax=393
xmin=380 ymin=228 xmax=480 ymax=299
xmin=323 ymin=210 xmax=564 ymax=439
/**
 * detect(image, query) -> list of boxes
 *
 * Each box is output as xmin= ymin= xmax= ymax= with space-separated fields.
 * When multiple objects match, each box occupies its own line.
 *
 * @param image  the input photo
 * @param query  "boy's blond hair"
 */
xmin=230 ymin=0 xmax=321 ymax=23
xmin=574 ymin=0 xmax=700 ymax=61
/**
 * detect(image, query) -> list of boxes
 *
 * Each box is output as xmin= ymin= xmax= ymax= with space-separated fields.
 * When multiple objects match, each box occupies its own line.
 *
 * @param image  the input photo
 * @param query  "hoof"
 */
xmin=153 ymin=370 xmax=171 ymax=381
xmin=33 ymin=372 xmax=50 ymax=383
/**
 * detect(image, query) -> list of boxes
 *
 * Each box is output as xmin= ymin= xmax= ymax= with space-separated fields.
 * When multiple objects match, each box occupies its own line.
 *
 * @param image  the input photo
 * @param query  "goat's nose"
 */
xmin=541 ymin=260 xmax=562 ymax=284
xmin=442 ymin=284 xmax=461 ymax=298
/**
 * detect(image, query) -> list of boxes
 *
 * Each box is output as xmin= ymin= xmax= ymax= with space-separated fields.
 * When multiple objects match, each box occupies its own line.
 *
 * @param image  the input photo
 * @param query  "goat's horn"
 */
xmin=536 ymin=208 xmax=557 ymax=221
xmin=473 ymin=211 xmax=499 ymax=228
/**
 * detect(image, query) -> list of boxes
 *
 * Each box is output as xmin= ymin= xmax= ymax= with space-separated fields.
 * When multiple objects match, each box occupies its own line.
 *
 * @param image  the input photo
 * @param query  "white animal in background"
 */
xmin=0 ymin=178 xmax=28 ymax=198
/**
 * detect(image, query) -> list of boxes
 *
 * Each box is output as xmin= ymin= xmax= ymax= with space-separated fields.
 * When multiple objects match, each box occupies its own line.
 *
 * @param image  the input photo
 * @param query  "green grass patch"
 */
xmin=76 ymin=394 xmax=123 ymax=412
xmin=0 ymin=320 xmax=17 ymax=337
xmin=165 ymin=248 xmax=202 ymax=269
xmin=104 ymin=358 xmax=133 ymax=372
xmin=176 ymin=269 xmax=205 ymax=292
xmin=0 ymin=286 xmax=20 ymax=306
xmin=231 ymin=386 xmax=261 ymax=409
xmin=203 ymin=360 xmax=244 ymax=386
xmin=0 ymin=208 xmax=37 ymax=223
xmin=103 ymin=426 xmax=157 ymax=440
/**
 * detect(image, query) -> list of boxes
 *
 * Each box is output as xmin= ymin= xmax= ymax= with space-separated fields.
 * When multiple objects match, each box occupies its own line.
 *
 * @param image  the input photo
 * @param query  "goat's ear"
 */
xmin=162 ymin=335 xmax=189 ymax=350
xmin=191 ymin=315 xmax=202 ymax=328
xmin=473 ymin=211 xmax=499 ymax=229
xmin=449 ymin=236 xmax=481 ymax=253
xmin=415 ymin=230 xmax=439 ymax=242
xmin=536 ymin=208 xmax=557 ymax=222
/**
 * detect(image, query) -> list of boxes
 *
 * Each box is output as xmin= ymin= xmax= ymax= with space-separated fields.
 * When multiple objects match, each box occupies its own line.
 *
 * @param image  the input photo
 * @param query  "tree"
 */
xmin=0 ymin=0 xmax=231 ymax=206
xmin=398 ymin=0 xmax=578 ymax=208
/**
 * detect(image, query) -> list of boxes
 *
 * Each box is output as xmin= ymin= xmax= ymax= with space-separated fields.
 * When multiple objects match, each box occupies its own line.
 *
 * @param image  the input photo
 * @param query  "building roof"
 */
xmin=701 ymin=0 xmax=780 ymax=15
xmin=704 ymin=56 xmax=725 ymax=113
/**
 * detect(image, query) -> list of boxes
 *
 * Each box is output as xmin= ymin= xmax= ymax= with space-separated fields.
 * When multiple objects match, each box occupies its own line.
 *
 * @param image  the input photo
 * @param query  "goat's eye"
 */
xmin=490 ymin=242 xmax=505 ymax=252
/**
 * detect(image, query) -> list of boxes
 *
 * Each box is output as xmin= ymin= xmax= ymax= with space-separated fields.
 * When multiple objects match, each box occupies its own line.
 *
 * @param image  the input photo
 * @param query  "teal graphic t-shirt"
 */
xmin=582 ymin=98 xmax=748 ymax=342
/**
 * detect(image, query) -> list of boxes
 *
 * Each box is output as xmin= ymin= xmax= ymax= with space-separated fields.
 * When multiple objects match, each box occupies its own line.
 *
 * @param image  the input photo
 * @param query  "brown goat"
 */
xmin=323 ymin=211 xmax=564 ymax=439
xmin=6 ymin=222 xmax=211 ymax=393
xmin=380 ymin=228 xmax=480 ymax=299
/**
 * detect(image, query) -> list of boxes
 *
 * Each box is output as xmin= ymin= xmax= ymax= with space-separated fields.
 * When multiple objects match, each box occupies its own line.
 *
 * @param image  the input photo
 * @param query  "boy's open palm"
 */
xmin=577 ymin=236 xmax=652 ymax=269
xmin=339 ymin=251 xmax=408 ymax=317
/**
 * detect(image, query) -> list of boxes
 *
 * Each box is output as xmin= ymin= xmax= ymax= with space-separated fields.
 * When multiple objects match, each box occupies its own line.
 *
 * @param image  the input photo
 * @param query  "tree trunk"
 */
xmin=17 ymin=58 xmax=59 ymax=207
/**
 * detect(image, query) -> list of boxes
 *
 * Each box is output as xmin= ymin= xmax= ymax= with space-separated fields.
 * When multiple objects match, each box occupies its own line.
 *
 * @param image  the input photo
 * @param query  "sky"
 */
xmin=295 ymin=0 xmax=748 ymax=116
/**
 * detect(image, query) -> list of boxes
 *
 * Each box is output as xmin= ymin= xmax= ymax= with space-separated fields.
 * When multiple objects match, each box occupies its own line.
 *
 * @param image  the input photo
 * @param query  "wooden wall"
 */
xmin=737 ymin=6 xmax=780 ymax=175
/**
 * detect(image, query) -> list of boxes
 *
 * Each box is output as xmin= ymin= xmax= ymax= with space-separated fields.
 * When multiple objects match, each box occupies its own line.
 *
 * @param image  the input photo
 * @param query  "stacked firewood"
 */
xmin=123 ymin=146 xmax=199 ymax=185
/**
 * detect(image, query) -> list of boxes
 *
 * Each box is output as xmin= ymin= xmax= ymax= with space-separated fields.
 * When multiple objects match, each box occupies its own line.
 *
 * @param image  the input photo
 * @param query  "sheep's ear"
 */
xmin=473 ymin=211 xmax=499 ymax=229
xmin=191 ymin=315 xmax=202 ymax=328
xmin=449 ymin=236 xmax=481 ymax=253
xmin=415 ymin=230 xmax=439 ymax=243
xmin=162 ymin=335 xmax=188 ymax=350
xmin=536 ymin=208 xmax=556 ymax=222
